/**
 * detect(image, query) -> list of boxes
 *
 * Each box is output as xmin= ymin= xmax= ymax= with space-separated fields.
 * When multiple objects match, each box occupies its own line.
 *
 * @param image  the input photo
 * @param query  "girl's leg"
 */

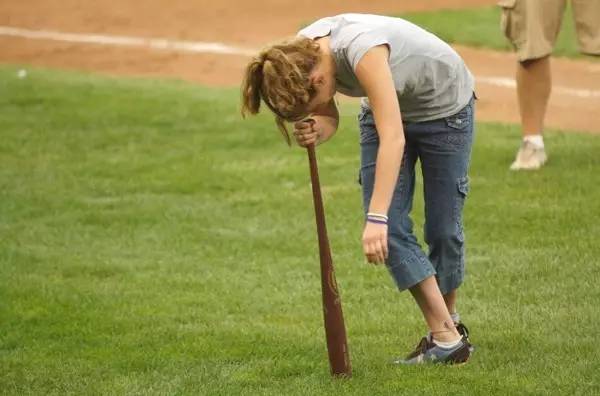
xmin=359 ymin=106 xmax=465 ymax=346
xmin=418 ymin=98 xmax=475 ymax=297
xmin=415 ymin=97 xmax=475 ymax=340
xmin=410 ymin=276 xmax=460 ymax=342
xmin=444 ymin=289 xmax=457 ymax=316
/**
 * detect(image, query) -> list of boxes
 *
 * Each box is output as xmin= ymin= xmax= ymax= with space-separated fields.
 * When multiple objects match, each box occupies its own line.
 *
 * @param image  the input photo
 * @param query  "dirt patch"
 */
xmin=1 ymin=0 xmax=599 ymax=133
xmin=0 ymin=0 xmax=493 ymax=45
xmin=456 ymin=45 xmax=600 ymax=134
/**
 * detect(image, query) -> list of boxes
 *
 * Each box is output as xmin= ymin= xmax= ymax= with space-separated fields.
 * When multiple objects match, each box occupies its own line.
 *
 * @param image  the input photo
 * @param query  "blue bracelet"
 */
xmin=366 ymin=217 xmax=387 ymax=225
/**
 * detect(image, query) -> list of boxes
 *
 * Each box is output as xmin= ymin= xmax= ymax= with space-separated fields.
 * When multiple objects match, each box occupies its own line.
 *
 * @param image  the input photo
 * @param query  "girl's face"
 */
xmin=306 ymin=60 xmax=336 ymax=113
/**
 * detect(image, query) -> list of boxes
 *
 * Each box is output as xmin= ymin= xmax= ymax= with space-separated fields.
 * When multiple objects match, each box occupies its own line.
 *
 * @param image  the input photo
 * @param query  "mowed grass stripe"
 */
xmin=1 ymin=66 xmax=599 ymax=395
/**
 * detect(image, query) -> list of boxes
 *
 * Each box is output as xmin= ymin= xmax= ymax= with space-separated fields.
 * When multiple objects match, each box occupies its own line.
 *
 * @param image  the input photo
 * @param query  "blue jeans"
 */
xmin=358 ymin=97 xmax=475 ymax=294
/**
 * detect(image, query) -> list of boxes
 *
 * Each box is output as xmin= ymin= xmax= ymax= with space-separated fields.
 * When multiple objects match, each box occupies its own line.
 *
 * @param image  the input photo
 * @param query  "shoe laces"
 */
xmin=455 ymin=322 xmax=470 ymax=339
xmin=405 ymin=336 xmax=432 ymax=359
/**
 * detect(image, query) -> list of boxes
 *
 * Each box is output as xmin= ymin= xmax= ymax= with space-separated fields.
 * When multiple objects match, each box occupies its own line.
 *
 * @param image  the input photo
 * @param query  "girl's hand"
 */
xmin=362 ymin=221 xmax=388 ymax=265
xmin=293 ymin=119 xmax=319 ymax=147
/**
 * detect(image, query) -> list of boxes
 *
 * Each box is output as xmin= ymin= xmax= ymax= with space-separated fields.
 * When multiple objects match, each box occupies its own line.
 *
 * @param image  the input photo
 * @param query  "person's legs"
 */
xmin=420 ymin=100 xmax=474 ymax=295
xmin=400 ymin=278 xmax=471 ymax=365
xmin=443 ymin=289 xmax=457 ymax=316
xmin=500 ymin=0 xmax=566 ymax=170
xmin=405 ymin=98 xmax=474 ymax=350
xmin=359 ymin=105 xmax=471 ymax=364
xmin=358 ymin=106 xmax=460 ymax=344
xmin=571 ymin=0 xmax=600 ymax=56
xmin=409 ymin=276 xmax=460 ymax=342
xmin=517 ymin=56 xmax=551 ymax=138
xmin=413 ymin=97 xmax=475 ymax=334
xmin=509 ymin=56 xmax=551 ymax=170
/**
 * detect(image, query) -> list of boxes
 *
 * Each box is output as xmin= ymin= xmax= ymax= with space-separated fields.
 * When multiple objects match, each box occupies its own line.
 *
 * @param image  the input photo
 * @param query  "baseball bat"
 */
xmin=306 ymin=143 xmax=352 ymax=377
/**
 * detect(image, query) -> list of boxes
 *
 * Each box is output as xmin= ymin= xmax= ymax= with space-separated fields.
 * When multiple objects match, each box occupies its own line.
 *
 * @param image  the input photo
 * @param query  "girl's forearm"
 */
xmin=310 ymin=98 xmax=339 ymax=145
xmin=369 ymin=136 xmax=405 ymax=215
xmin=314 ymin=115 xmax=339 ymax=144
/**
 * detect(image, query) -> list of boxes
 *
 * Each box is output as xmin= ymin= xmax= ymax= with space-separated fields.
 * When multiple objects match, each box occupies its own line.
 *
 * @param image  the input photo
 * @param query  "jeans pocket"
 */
xmin=458 ymin=176 xmax=469 ymax=197
xmin=445 ymin=106 xmax=471 ymax=131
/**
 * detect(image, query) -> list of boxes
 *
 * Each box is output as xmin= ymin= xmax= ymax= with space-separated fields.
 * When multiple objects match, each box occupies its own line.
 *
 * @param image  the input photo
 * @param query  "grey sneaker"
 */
xmin=510 ymin=141 xmax=547 ymax=170
xmin=394 ymin=336 xmax=471 ymax=365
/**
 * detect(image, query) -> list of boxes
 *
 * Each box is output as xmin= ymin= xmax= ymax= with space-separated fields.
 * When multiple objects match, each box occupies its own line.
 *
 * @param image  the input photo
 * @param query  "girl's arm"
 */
xmin=293 ymin=99 xmax=339 ymax=146
xmin=355 ymin=45 xmax=405 ymax=264
xmin=312 ymin=98 xmax=339 ymax=145
xmin=355 ymin=45 xmax=405 ymax=217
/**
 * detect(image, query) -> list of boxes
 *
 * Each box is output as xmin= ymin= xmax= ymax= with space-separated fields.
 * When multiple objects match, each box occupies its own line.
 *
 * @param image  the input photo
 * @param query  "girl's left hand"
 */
xmin=362 ymin=222 xmax=388 ymax=264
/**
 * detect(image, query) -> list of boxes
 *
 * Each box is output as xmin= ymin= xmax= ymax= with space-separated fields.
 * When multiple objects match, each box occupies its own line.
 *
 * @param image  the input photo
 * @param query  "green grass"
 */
xmin=399 ymin=5 xmax=598 ymax=60
xmin=1 ymin=65 xmax=600 ymax=395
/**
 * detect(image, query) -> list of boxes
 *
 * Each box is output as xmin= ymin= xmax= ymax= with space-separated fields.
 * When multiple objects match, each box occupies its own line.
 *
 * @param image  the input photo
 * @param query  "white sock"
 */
xmin=524 ymin=134 xmax=544 ymax=149
xmin=450 ymin=312 xmax=460 ymax=324
xmin=433 ymin=337 xmax=462 ymax=349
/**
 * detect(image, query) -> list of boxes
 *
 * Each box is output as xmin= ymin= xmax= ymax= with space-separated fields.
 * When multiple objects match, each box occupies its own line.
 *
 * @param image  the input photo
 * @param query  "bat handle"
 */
xmin=306 ymin=144 xmax=320 ymax=203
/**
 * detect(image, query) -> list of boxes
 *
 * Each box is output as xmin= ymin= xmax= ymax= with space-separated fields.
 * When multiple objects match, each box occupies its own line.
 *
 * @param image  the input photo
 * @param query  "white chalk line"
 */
xmin=476 ymin=76 xmax=600 ymax=99
xmin=0 ymin=26 xmax=256 ymax=56
xmin=2 ymin=26 xmax=599 ymax=99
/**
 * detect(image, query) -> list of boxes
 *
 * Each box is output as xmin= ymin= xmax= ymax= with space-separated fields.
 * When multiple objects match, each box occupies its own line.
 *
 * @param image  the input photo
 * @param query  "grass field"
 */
xmin=1 ymin=66 xmax=600 ymax=395
xmin=399 ymin=5 xmax=599 ymax=60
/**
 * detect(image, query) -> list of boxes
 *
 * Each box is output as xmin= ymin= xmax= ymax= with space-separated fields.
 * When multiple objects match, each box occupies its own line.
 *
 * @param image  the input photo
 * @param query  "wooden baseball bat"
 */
xmin=306 ymin=143 xmax=352 ymax=377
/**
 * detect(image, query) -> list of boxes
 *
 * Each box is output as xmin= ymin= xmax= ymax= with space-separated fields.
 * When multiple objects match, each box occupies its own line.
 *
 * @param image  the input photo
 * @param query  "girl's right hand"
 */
xmin=293 ymin=119 xmax=319 ymax=147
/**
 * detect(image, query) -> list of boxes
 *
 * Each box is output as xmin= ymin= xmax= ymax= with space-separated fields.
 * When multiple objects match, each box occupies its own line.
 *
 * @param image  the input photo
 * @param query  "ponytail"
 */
xmin=240 ymin=37 xmax=321 ymax=145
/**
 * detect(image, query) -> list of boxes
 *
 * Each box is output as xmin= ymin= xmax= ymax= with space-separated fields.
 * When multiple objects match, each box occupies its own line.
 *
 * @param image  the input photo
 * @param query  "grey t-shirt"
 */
xmin=298 ymin=14 xmax=475 ymax=122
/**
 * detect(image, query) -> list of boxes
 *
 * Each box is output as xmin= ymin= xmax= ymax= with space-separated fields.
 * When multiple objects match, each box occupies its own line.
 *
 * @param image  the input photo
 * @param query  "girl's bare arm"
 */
xmin=355 ymin=45 xmax=405 ymax=216
xmin=311 ymin=98 xmax=339 ymax=145
xmin=293 ymin=99 xmax=339 ymax=147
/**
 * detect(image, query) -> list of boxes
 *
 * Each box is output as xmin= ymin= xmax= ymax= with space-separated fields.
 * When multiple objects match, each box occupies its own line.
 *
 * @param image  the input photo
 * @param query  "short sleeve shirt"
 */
xmin=298 ymin=14 xmax=475 ymax=122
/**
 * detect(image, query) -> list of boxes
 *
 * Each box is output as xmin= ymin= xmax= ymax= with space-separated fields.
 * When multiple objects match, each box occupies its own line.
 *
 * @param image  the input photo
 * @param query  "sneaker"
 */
xmin=393 ymin=336 xmax=471 ymax=365
xmin=510 ymin=141 xmax=547 ymax=170
xmin=455 ymin=322 xmax=474 ymax=353
xmin=396 ymin=335 xmax=430 ymax=363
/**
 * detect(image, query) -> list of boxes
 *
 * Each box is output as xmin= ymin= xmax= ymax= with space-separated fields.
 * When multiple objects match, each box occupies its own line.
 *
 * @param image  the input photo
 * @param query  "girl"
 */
xmin=241 ymin=13 xmax=475 ymax=365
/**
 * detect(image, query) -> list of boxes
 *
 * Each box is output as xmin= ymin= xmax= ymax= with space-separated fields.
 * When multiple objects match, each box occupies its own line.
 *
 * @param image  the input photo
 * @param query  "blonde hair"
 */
xmin=240 ymin=37 xmax=321 ymax=145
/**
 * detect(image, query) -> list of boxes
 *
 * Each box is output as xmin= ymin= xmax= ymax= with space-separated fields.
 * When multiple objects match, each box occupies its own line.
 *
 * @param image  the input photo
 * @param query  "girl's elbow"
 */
xmin=383 ymin=135 xmax=405 ymax=148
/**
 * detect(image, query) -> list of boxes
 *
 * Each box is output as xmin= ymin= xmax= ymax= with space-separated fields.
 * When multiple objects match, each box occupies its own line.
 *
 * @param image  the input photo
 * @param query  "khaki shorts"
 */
xmin=498 ymin=0 xmax=600 ymax=61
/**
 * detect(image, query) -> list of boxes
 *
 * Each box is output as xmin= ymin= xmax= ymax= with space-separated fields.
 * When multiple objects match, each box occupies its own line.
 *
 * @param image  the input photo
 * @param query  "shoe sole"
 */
xmin=446 ymin=342 xmax=471 ymax=365
xmin=510 ymin=162 xmax=544 ymax=170
xmin=449 ymin=356 xmax=470 ymax=366
xmin=510 ymin=156 xmax=547 ymax=171
xmin=452 ymin=358 xmax=469 ymax=367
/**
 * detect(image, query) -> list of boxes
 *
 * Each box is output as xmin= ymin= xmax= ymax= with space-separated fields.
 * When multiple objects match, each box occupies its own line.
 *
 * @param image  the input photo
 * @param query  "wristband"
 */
xmin=367 ymin=212 xmax=388 ymax=221
xmin=366 ymin=212 xmax=388 ymax=225
xmin=366 ymin=217 xmax=388 ymax=225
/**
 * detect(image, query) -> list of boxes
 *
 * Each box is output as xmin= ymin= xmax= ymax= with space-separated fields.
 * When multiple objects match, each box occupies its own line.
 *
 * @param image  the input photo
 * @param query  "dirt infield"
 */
xmin=1 ymin=0 xmax=599 ymax=133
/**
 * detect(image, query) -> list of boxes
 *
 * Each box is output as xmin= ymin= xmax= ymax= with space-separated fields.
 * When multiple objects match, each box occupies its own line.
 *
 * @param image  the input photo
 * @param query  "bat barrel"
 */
xmin=307 ymin=144 xmax=352 ymax=377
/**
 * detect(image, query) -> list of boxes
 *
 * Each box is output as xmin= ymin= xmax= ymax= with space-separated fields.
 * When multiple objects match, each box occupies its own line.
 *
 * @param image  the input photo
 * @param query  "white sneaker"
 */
xmin=510 ymin=141 xmax=547 ymax=170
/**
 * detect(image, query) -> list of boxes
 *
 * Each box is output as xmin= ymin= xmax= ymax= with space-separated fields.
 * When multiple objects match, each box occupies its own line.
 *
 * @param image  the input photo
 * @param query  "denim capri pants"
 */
xmin=358 ymin=97 xmax=475 ymax=294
